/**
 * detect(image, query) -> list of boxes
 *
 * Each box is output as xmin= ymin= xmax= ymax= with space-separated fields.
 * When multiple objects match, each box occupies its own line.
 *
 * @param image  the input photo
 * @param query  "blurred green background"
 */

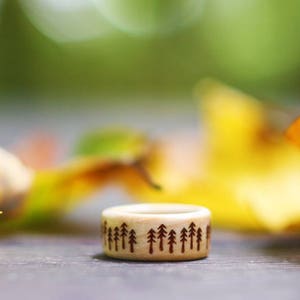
xmin=1 ymin=0 xmax=300 ymax=102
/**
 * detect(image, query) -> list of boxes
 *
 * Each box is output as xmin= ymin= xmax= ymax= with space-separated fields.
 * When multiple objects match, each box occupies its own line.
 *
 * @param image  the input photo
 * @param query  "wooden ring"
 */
xmin=101 ymin=203 xmax=211 ymax=261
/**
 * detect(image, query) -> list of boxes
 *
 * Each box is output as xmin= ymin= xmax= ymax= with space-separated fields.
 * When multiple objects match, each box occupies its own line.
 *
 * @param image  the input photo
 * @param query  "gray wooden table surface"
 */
xmin=1 ymin=229 xmax=300 ymax=300
xmin=0 ymin=100 xmax=300 ymax=299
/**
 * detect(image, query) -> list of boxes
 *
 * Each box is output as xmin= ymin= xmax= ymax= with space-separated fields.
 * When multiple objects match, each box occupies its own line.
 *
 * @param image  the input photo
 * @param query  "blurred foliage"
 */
xmin=74 ymin=128 xmax=147 ymax=162
xmin=94 ymin=0 xmax=204 ymax=35
xmin=201 ymin=0 xmax=300 ymax=91
xmin=2 ymin=81 xmax=300 ymax=233
xmin=1 ymin=0 xmax=300 ymax=99
xmin=124 ymin=81 xmax=300 ymax=232
xmin=0 ymin=128 xmax=152 ymax=230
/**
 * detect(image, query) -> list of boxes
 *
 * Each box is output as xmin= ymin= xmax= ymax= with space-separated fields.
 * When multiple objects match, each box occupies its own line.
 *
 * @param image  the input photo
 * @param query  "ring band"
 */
xmin=101 ymin=204 xmax=211 ymax=261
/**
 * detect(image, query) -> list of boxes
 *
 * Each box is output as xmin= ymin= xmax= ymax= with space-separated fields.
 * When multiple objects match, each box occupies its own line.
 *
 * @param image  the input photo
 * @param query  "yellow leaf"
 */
xmin=0 ymin=128 xmax=155 ymax=230
xmin=125 ymin=80 xmax=300 ymax=232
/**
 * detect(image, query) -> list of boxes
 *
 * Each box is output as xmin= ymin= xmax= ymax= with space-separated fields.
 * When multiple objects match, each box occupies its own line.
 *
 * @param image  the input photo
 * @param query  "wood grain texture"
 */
xmin=0 ymin=231 xmax=300 ymax=300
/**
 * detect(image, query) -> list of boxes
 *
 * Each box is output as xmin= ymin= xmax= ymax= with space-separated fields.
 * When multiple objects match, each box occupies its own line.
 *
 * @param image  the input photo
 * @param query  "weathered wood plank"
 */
xmin=0 ymin=231 xmax=299 ymax=300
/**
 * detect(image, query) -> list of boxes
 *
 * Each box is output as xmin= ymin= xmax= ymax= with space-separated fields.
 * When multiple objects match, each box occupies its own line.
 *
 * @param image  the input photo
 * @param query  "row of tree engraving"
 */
xmin=103 ymin=221 xmax=137 ymax=253
xmin=103 ymin=221 xmax=211 ymax=254
xmin=147 ymin=222 xmax=210 ymax=254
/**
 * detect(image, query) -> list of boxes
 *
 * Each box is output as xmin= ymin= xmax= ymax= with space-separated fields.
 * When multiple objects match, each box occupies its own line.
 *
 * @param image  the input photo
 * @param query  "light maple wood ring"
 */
xmin=101 ymin=203 xmax=211 ymax=261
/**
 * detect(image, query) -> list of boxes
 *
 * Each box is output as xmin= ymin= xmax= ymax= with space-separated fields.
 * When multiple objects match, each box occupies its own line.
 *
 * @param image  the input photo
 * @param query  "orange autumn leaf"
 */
xmin=285 ymin=117 xmax=300 ymax=148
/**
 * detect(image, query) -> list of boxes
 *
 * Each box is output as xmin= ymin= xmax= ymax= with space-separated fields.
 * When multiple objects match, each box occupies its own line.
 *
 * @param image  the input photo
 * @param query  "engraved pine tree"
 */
xmin=147 ymin=228 xmax=156 ymax=254
xmin=120 ymin=222 xmax=128 ymax=250
xmin=196 ymin=227 xmax=202 ymax=251
xmin=128 ymin=229 xmax=137 ymax=253
xmin=206 ymin=224 xmax=211 ymax=251
xmin=188 ymin=222 xmax=196 ymax=249
xmin=180 ymin=227 xmax=188 ymax=253
xmin=107 ymin=227 xmax=113 ymax=250
xmin=113 ymin=226 xmax=119 ymax=251
xmin=103 ymin=220 xmax=107 ymax=246
xmin=157 ymin=224 xmax=167 ymax=251
xmin=168 ymin=230 xmax=176 ymax=253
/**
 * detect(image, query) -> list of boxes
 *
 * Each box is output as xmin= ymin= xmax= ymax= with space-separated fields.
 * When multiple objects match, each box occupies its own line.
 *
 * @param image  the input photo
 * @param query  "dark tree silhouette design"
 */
xmin=114 ymin=226 xmax=119 ymax=251
xmin=168 ymin=230 xmax=176 ymax=253
xmin=188 ymin=222 xmax=196 ymax=249
xmin=103 ymin=220 xmax=107 ymax=246
xmin=206 ymin=223 xmax=211 ymax=250
xmin=128 ymin=229 xmax=137 ymax=253
xmin=196 ymin=227 xmax=202 ymax=251
xmin=147 ymin=228 xmax=156 ymax=254
xmin=107 ymin=227 xmax=113 ymax=250
xmin=157 ymin=224 xmax=167 ymax=251
xmin=120 ymin=222 xmax=128 ymax=250
xmin=180 ymin=227 xmax=188 ymax=253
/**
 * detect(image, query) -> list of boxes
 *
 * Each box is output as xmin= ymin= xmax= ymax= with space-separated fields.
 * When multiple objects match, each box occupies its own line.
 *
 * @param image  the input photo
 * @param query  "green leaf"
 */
xmin=74 ymin=127 xmax=148 ymax=162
